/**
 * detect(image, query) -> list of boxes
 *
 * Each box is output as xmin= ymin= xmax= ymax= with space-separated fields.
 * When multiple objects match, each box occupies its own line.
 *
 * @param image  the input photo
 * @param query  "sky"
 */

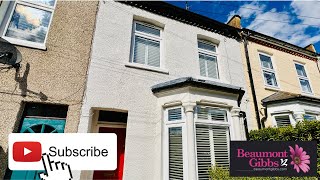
xmin=167 ymin=1 xmax=320 ymax=52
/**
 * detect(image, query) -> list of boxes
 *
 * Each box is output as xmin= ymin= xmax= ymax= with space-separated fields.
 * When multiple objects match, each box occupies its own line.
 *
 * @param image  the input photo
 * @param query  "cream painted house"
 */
xmin=227 ymin=15 xmax=320 ymax=130
xmin=77 ymin=1 xmax=250 ymax=179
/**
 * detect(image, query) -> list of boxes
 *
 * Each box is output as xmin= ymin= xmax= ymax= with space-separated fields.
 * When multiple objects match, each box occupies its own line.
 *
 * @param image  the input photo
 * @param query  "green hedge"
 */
xmin=249 ymin=120 xmax=320 ymax=176
xmin=209 ymin=166 xmax=317 ymax=180
xmin=208 ymin=120 xmax=319 ymax=179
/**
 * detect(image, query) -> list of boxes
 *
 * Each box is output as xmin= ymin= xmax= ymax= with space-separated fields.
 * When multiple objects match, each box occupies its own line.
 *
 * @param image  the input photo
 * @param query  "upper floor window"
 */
xmin=1 ymin=0 xmax=56 ymax=49
xmin=131 ymin=21 xmax=161 ymax=68
xmin=295 ymin=63 xmax=312 ymax=94
xmin=259 ymin=53 xmax=278 ymax=87
xmin=198 ymin=40 xmax=219 ymax=79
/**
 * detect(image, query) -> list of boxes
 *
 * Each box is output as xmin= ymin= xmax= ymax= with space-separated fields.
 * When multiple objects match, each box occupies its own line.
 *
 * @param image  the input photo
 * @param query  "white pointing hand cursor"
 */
xmin=39 ymin=153 xmax=73 ymax=180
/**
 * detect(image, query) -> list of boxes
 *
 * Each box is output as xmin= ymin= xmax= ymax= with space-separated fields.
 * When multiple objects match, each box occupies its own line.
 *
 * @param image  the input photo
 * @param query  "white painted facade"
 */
xmin=76 ymin=1 xmax=251 ymax=179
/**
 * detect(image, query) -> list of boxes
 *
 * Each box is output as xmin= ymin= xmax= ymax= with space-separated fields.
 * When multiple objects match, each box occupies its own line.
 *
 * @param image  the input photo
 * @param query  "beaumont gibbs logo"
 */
xmin=230 ymin=141 xmax=317 ymax=177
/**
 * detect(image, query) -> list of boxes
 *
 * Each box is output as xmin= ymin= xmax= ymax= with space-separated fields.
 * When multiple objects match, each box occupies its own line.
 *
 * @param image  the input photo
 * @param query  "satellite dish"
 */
xmin=0 ymin=38 xmax=22 ymax=68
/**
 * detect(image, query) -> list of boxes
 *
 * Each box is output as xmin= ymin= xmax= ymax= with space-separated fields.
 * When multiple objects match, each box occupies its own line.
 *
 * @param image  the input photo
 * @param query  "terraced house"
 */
xmin=227 ymin=15 xmax=320 ymax=130
xmin=76 ymin=1 xmax=250 ymax=180
xmin=0 ymin=1 xmax=98 ymax=179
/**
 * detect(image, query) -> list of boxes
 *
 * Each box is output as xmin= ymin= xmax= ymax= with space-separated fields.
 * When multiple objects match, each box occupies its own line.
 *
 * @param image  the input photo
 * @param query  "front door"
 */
xmin=93 ymin=127 xmax=126 ymax=180
xmin=9 ymin=117 xmax=66 ymax=180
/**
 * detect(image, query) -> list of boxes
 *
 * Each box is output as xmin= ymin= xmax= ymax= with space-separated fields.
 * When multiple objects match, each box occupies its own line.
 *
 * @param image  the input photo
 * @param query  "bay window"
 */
xmin=164 ymin=106 xmax=230 ymax=180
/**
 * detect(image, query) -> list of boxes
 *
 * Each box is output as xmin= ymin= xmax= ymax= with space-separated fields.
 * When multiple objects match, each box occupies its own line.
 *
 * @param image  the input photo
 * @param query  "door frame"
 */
xmin=81 ymin=110 xmax=127 ymax=180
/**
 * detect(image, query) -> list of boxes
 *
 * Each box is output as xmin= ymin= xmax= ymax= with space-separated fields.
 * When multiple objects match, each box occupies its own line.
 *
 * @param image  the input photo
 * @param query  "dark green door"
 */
xmin=10 ymin=117 xmax=66 ymax=180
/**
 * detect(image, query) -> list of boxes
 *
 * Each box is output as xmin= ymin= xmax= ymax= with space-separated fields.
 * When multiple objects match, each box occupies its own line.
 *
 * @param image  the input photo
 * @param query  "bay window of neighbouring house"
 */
xmin=259 ymin=53 xmax=278 ymax=88
xmin=131 ymin=21 xmax=162 ymax=68
xmin=295 ymin=63 xmax=312 ymax=94
xmin=0 ymin=0 xmax=56 ymax=49
xmin=198 ymin=40 xmax=219 ymax=79
xmin=164 ymin=106 xmax=230 ymax=180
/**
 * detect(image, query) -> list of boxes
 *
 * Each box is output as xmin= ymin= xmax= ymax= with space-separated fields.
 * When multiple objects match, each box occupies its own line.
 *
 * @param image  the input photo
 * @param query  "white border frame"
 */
xmin=293 ymin=62 xmax=313 ymax=95
xmin=197 ymin=39 xmax=220 ymax=80
xmin=130 ymin=21 xmax=163 ymax=68
xmin=1 ymin=0 xmax=56 ymax=50
xmin=258 ymin=52 xmax=280 ymax=89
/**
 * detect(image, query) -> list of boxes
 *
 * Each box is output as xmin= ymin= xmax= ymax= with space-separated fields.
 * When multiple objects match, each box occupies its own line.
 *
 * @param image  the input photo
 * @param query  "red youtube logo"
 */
xmin=13 ymin=142 xmax=42 ymax=162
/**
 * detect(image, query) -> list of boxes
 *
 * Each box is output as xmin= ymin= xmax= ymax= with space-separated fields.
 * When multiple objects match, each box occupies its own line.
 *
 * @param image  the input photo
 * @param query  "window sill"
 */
xmin=125 ymin=63 xmax=169 ymax=74
xmin=195 ymin=76 xmax=229 ymax=84
xmin=265 ymin=86 xmax=280 ymax=92
xmin=1 ymin=36 xmax=47 ymax=50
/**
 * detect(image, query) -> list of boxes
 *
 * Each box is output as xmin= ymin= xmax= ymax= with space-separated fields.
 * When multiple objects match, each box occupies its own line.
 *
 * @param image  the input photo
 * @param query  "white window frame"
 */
xmin=294 ymin=62 xmax=313 ymax=94
xmin=258 ymin=52 xmax=279 ymax=89
xmin=1 ymin=0 xmax=56 ymax=50
xmin=272 ymin=113 xmax=295 ymax=127
xmin=130 ymin=21 xmax=163 ymax=68
xmin=194 ymin=106 xmax=231 ymax=178
xmin=198 ymin=40 xmax=219 ymax=79
xmin=163 ymin=106 xmax=188 ymax=180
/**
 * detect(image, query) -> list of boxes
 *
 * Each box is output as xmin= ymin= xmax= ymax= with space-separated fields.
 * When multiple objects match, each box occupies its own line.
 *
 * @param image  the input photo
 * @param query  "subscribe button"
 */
xmin=8 ymin=133 xmax=117 ymax=170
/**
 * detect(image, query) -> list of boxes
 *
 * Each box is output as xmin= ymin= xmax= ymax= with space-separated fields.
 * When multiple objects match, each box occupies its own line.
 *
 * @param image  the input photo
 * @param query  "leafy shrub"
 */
xmin=209 ymin=166 xmax=317 ymax=180
xmin=248 ymin=120 xmax=320 ymax=176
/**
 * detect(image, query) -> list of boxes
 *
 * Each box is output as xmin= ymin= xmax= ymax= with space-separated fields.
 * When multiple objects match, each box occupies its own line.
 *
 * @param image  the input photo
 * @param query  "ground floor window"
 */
xmin=164 ymin=105 xmax=230 ymax=180
xmin=196 ymin=125 xmax=229 ymax=179
xmin=304 ymin=113 xmax=318 ymax=121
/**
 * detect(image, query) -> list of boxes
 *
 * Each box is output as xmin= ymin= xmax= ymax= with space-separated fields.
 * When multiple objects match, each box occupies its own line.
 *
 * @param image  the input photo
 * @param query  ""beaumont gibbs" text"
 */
xmin=237 ymin=149 xmax=289 ymax=167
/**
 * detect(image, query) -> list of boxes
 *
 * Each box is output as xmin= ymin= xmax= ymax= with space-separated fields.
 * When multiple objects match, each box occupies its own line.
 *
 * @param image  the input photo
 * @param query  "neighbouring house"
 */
xmin=77 ymin=1 xmax=250 ymax=180
xmin=0 ymin=1 xmax=98 ymax=179
xmin=227 ymin=15 xmax=320 ymax=129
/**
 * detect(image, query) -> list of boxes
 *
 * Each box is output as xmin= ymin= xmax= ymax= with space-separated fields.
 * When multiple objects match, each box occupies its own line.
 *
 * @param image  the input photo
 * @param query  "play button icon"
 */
xmin=24 ymin=147 xmax=32 ymax=156
xmin=13 ymin=142 xmax=42 ymax=162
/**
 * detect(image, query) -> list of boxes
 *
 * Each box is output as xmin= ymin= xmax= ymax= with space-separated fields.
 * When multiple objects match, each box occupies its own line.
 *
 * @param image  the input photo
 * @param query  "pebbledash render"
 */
xmin=0 ymin=0 xmax=98 ymax=179
xmin=76 ymin=1 xmax=251 ymax=180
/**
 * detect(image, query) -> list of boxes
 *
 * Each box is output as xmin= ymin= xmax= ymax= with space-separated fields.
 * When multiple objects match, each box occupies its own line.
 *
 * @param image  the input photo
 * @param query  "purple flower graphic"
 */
xmin=289 ymin=144 xmax=310 ymax=173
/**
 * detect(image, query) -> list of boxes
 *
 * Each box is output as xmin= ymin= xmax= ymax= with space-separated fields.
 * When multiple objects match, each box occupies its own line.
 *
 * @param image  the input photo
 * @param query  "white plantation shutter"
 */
xmin=168 ymin=108 xmax=182 ymax=121
xmin=195 ymin=125 xmax=211 ymax=180
xmin=147 ymin=40 xmax=160 ymax=67
xmin=210 ymin=109 xmax=226 ymax=122
xmin=133 ymin=36 xmax=147 ymax=64
xmin=169 ymin=127 xmax=184 ymax=180
xmin=275 ymin=115 xmax=291 ymax=127
xmin=212 ymin=127 xmax=229 ymax=167
xmin=135 ymin=23 xmax=160 ymax=36
xmin=199 ymin=55 xmax=207 ymax=77
xmin=132 ymin=22 xmax=161 ymax=67
xmin=197 ymin=107 xmax=227 ymax=122
xmin=207 ymin=57 xmax=218 ymax=79
xmin=196 ymin=125 xmax=229 ymax=180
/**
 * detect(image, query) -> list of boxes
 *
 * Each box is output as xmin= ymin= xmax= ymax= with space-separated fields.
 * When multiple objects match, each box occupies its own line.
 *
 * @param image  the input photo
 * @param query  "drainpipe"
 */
xmin=241 ymin=31 xmax=263 ymax=129
xmin=317 ymin=56 xmax=320 ymax=73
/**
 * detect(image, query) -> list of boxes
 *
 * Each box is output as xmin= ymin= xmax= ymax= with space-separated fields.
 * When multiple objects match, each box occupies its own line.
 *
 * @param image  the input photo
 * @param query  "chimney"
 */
xmin=227 ymin=15 xmax=241 ymax=29
xmin=304 ymin=44 xmax=316 ymax=53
